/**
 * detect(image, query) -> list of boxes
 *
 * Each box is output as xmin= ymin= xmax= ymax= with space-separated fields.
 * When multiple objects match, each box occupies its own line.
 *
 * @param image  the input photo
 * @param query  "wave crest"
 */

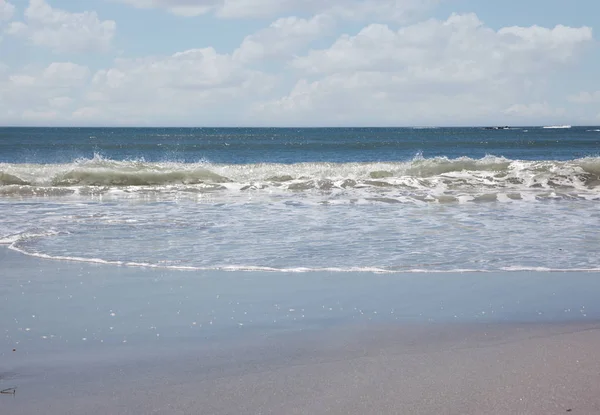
xmin=0 ymin=172 xmax=30 ymax=186
xmin=1 ymin=155 xmax=599 ymax=200
xmin=51 ymin=168 xmax=231 ymax=186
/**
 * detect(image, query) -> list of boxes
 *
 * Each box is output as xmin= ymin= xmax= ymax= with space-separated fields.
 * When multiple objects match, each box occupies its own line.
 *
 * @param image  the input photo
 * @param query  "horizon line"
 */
xmin=0 ymin=124 xmax=596 ymax=129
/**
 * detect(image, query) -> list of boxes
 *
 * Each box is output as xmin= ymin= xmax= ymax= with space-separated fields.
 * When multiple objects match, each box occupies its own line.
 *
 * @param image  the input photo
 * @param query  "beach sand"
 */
xmin=2 ymin=247 xmax=600 ymax=414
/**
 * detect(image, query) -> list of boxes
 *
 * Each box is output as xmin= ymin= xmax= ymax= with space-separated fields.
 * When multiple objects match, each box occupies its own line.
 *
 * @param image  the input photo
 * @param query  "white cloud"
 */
xmin=0 ymin=0 xmax=15 ymax=21
xmin=8 ymin=62 xmax=90 ymax=88
xmin=111 ymin=0 xmax=215 ymax=16
xmin=22 ymin=109 xmax=59 ymax=121
xmin=0 ymin=62 xmax=90 ymax=124
xmin=568 ymin=91 xmax=600 ymax=104
xmin=1 ymin=47 xmax=272 ymax=125
xmin=49 ymin=96 xmax=74 ymax=108
xmin=91 ymin=48 xmax=261 ymax=92
xmin=6 ymin=21 xmax=26 ymax=35
xmin=253 ymin=14 xmax=592 ymax=125
xmin=0 ymin=0 xmax=15 ymax=43
xmin=6 ymin=0 xmax=116 ymax=53
xmin=9 ymin=74 xmax=36 ymax=87
xmin=497 ymin=24 xmax=594 ymax=65
xmin=219 ymin=0 xmax=437 ymax=20
xmin=317 ymin=0 xmax=439 ymax=22
xmin=72 ymin=106 xmax=104 ymax=121
xmin=292 ymin=15 xmax=592 ymax=75
xmin=43 ymin=62 xmax=91 ymax=86
xmin=233 ymin=14 xmax=334 ymax=62
xmin=252 ymin=73 xmax=507 ymax=126
xmin=71 ymin=48 xmax=277 ymax=124
xmin=114 ymin=0 xmax=437 ymax=21
xmin=504 ymin=102 xmax=566 ymax=118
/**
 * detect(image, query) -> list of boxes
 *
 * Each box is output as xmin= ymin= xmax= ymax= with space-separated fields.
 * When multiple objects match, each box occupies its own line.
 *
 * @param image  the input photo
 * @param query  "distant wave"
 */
xmin=1 ymin=154 xmax=599 ymax=201
xmin=543 ymin=125 xmax=572 ymax=129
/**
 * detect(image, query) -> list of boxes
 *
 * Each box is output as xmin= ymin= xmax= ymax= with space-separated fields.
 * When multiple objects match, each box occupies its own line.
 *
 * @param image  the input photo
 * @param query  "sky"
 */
xmin=0 ymin=0 xmax=599 ymax=127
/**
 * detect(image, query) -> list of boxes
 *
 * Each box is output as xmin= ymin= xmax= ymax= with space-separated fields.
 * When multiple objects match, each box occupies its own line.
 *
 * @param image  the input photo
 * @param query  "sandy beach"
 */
xmin=2 ymin=247 xmax=600 ymax=414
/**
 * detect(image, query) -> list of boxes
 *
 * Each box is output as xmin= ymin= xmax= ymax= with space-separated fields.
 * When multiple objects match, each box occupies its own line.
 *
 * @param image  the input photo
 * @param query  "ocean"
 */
xmin=1 ymin=126 xmax=600 ymax=273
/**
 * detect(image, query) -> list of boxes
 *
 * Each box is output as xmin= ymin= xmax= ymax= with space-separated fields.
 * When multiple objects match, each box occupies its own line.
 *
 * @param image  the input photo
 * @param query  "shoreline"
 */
xmin=5 ymin=243 xmax=600 ymax=274
xmin=2 ymin=247 xmax=600 ymax=414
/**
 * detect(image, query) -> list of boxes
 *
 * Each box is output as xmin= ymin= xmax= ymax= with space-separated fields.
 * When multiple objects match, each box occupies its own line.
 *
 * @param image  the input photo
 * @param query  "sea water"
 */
xmin=1 ymin=126 xmax=599 ymax=272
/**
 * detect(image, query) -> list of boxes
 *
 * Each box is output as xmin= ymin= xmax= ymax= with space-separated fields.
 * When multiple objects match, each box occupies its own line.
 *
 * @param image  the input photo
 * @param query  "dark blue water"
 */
xmin=1 ymin=127 xmax=599 ymax=164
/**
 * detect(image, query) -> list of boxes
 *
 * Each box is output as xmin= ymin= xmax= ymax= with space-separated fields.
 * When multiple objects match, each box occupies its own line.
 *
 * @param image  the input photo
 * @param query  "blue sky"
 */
xmin=0 ymin=0 xmax=599 ymax=126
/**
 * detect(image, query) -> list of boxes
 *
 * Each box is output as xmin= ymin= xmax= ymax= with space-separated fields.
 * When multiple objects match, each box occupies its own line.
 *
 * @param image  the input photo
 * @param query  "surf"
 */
xmin=1 ymin=155 xmax=599 ymax=200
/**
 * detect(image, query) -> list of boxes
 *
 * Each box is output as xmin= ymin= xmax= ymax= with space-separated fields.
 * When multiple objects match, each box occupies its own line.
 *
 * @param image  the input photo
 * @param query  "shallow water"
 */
xmin=2 ymin=248 xmax=599 ymax=368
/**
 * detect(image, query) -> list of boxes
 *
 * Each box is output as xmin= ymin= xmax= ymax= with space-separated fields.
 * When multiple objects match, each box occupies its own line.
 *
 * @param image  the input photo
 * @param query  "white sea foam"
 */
xmin=543 ymin=125 xmax=572 ymax=129
xmin=1 ymin=154 xmax=599 ymax=203
xmin=501 ymin=266 xmax=600 ymax=272
xmin=0 ymin=229 xmax=68 ymax=245
xmin=2 ymin=192 xmax=599 ymax=274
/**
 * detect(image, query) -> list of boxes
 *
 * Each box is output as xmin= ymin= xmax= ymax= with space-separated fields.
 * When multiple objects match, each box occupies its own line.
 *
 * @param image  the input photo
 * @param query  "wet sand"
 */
xmin=2 ymin=248 xmax=600 ymax=414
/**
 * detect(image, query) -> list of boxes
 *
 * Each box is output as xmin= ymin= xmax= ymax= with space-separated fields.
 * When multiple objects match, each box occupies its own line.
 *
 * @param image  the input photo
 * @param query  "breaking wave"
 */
xmin=1 ymin=154 xmax=600 ymax=201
